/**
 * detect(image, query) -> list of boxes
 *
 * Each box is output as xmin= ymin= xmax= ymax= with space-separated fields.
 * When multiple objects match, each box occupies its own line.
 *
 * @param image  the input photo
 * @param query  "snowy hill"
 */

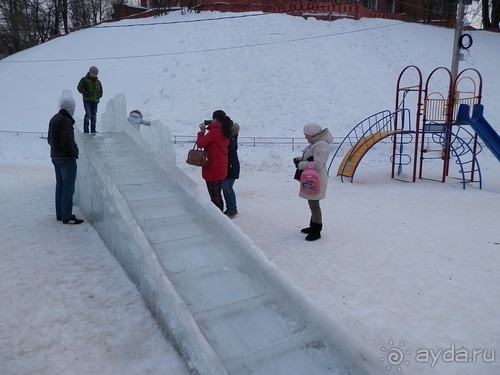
xmin=1 ymin=11 xmax=499 ymax=375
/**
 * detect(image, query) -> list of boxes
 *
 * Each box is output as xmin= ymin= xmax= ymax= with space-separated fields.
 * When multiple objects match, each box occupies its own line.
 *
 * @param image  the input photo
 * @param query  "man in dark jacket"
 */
xmin=77 ymin=66 xmax=103 ymax=133
xmin=47 ymin=97 xmax=84 ymax=225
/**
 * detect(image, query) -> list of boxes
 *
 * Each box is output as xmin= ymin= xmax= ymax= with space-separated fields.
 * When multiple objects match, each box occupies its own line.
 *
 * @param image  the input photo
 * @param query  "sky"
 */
xmin=1 ymin=10 xmax=499 ymax=375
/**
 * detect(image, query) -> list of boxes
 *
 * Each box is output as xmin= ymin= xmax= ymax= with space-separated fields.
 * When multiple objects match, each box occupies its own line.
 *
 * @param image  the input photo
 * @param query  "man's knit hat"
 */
xmin=89 ymin=66 xmax=99 ymax=75
xmin=303 ymin=123 xmax=322 ymax=136
xmin=59 ymin=97 xmax=76 ymax=117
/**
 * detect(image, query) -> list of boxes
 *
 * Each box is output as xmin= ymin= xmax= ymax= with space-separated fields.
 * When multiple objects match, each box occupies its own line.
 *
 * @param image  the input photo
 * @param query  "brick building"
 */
xmin=114 ymin=0 xmax=457 ymax=27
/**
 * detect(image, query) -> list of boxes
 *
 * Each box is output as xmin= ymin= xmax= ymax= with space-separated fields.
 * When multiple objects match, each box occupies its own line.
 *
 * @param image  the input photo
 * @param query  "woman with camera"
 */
xmin=196 ymin=110 xmax=233 ymax=210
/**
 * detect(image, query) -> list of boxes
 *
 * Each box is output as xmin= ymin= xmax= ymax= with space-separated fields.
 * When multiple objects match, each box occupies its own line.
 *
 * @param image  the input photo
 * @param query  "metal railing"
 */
xmin=0 ymin=130 xmax=47 ymax=138
xmin=172 ymin=135 xmax=345 ymax=150
xmin=1 ymin=130 xmax=345 ymax=151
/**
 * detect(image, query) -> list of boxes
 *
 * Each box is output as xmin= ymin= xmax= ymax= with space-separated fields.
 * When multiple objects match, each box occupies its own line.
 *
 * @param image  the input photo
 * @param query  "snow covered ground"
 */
xmin=1 ymin=11 xmax=499 ymax=374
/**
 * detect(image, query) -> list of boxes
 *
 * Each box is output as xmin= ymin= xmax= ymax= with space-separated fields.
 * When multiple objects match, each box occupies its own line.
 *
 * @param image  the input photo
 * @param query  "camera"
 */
xmin=204 ymin=120 xmax=212 ymax=125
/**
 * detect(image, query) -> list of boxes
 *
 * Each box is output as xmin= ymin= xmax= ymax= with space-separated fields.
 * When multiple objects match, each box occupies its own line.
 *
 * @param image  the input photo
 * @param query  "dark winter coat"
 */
xmin=77 ymin=74 xmax=103 ymax=103
xmin=226 ymin=123 xmax=240 ymax=179
xmin=196 ymin=121 xmax=229 ymax=182
xmin=47 ymin=109 xmax=79 ymax=159
xmin=296 ymin=128 xmax=333 ymax=200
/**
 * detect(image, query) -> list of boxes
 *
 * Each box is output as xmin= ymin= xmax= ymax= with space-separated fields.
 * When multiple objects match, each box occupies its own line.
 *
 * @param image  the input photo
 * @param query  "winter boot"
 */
xmin=305 ymin=222 xmax=322 ymax=241
xmin=300 ymin=219 xmax=313 ymax=234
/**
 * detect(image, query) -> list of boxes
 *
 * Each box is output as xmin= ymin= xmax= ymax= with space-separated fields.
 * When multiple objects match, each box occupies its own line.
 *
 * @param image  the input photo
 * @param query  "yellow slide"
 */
xmin=337 ymin=130 xmax=403 ymax=179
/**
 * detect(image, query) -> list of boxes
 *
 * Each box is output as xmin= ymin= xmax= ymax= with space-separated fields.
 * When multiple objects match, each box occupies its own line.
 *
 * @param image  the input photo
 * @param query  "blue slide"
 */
xmin=455 ymin=104 xmax=500 ymax=162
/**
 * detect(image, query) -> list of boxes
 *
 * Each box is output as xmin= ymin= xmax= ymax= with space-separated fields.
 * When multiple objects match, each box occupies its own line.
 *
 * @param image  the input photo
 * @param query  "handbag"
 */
xmin=294 ymin=168 xmax=303 ymax=181
xmin=186 ymin=143 xmax=209 ymax=167
xmin=293 ymin=156 xmax=313 ymax=181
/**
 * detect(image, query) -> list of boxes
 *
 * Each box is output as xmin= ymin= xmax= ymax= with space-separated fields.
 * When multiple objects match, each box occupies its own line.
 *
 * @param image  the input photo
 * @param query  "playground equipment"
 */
xmin=455 ymin=103 xmax=500 ymax=162
xmin=328 ymin=65 xmax=498 ymax=189
xmin=331 ymin=109 xmax=414 ymax=181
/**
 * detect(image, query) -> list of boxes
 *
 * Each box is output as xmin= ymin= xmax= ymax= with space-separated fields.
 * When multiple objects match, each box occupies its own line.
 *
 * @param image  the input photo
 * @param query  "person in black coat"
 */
xmin=47 ymin=97 xmax=84 ymax=225
xmin=222 ymin=122 xmax=240 ymax=217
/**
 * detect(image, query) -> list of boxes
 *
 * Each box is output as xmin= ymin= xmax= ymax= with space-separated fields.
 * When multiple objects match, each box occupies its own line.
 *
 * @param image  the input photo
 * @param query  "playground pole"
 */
xmin=450 ymin=0 xmax=466 ymax=82
xmin=444 ymin=0 xmax=467 ymax=180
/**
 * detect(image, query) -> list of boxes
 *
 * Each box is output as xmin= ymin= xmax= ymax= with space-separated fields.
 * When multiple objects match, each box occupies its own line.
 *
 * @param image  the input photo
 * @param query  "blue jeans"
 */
xmin=222 ymin=178 xmax=237 ymax=211
xmin=52 ymin=159 xmax=77 ymax=220
xmin=83 ymin=101 xmax=98 ymax=132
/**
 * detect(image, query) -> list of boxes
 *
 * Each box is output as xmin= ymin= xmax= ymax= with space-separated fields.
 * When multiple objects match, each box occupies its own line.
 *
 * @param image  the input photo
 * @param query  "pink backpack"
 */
xmin=300 ymin=162 xmax=321 ymax=194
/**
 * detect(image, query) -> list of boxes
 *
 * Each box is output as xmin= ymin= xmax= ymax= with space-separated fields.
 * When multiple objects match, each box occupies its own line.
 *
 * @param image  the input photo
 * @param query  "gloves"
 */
xmin=199 ymin=123 xmax=206 ymax=132
xmin=293 ymin=157 xmax=301 ymax=167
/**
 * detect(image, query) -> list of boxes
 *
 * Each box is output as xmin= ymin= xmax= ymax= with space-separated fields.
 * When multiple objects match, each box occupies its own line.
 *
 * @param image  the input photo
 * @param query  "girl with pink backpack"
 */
xmin=293 ymin=123 xmax=333 ymax=241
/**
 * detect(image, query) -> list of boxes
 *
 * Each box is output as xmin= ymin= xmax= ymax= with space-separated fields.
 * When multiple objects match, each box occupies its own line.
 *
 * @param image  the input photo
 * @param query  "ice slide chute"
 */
xmin=455 ymin=103 xmax=500 ymax=162
xmin=74 ymin=129 xmax=384 ymax=375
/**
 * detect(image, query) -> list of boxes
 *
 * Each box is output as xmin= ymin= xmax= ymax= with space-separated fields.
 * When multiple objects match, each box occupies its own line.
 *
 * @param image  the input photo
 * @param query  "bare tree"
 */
xmin=0 ymin=0 xmax=115 ymax=57
xmin=70 ymin=0 xmax=91 ymax=27
xmin=482 ymin=0 xmax=491 ymax=28
xmin=69 ymin=0 xmax=112 ymax=28
xmin=0 ymin=0 xmax=45 ymax=55
xmin=29 ymin=0 xmax=55 ymax=41
xmin=61 ymin=0 xmax=69 ymax=33
xmin=492 ymin=0 xmax=500 ymax=28
xmin=479 ymin=0 xmax=499 ymax=29
xmin=50 ymin=0 xmax=60 ymax=34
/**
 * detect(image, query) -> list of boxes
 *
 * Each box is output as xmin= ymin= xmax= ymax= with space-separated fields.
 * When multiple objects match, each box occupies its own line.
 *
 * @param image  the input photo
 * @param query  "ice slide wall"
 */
xmin=74 ymin=94 xmax=385 ymax=375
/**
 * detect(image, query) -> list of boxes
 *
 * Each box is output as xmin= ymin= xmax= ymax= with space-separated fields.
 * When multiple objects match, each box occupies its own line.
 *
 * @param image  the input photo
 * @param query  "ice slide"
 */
xmin=455 ymin=103 xmax=500 ymax=162
xmin=73 ymin=96 xmax=385 ymax=375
